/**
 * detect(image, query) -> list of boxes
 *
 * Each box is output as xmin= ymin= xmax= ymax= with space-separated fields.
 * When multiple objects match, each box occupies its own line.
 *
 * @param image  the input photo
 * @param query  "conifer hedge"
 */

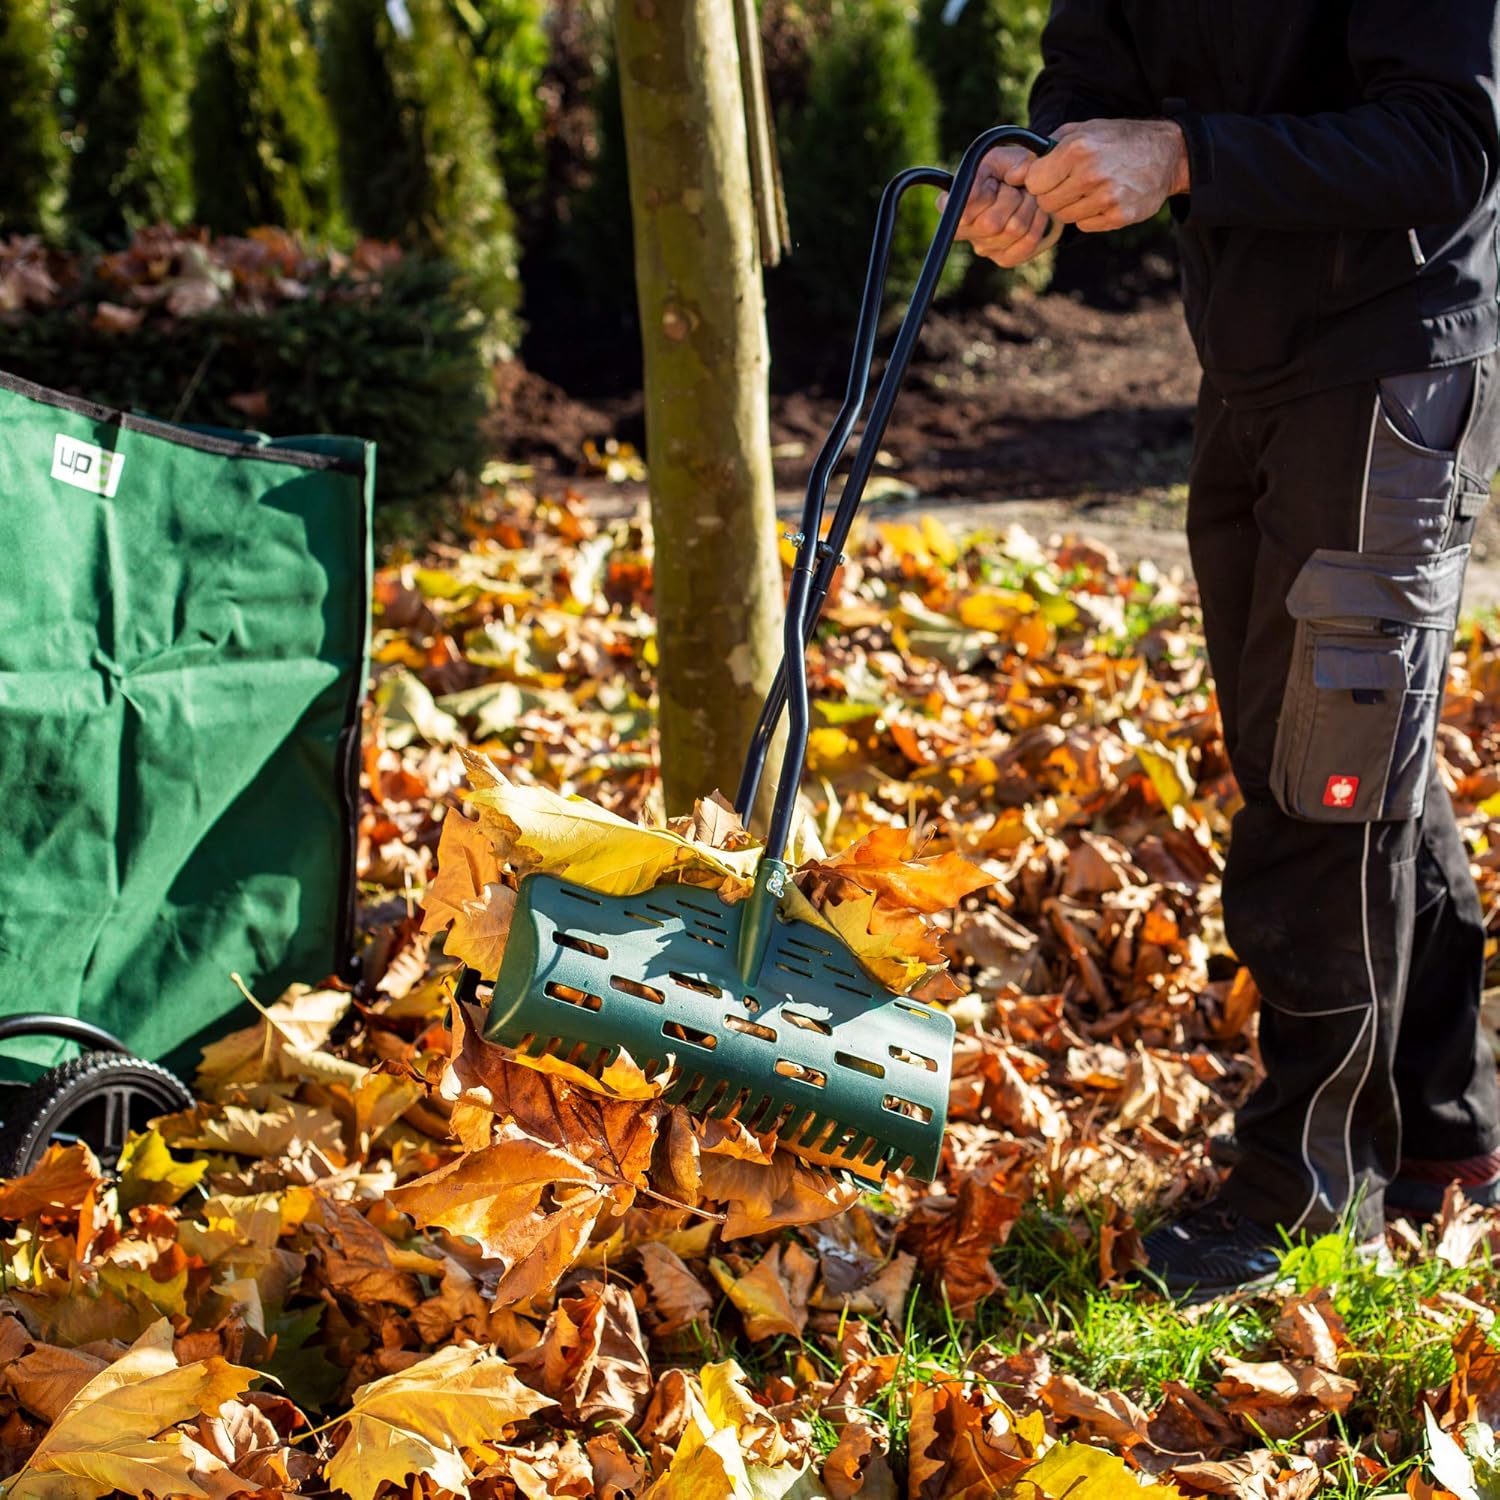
xmin=67 ymin=0 xmax=194 ymax=243
xmin=780 ymin=0 xmax=946 ymax=327
xmin=916 ymin=0 xmax=1047 ymax=157
xmin=0 ymin=0 xmax=64 ymax=235
xmin=323 ymin=0 xmax=520 ymax=342
xmin=191 ymin=0 xmax=345 ymax=238
xmin=447 ymin=0 xmax=550 ymax=215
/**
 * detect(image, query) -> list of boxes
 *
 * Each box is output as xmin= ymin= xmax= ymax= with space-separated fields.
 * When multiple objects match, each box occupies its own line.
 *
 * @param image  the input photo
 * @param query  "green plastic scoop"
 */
xmin=467 ymin=126 xmax=1055 ymax=1182
xmin=470 ymin=874 xmax=952 ymax=1179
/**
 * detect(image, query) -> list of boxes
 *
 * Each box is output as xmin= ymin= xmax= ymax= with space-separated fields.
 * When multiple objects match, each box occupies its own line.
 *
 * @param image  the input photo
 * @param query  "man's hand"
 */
xmin=1003 ymin=119 xmax=1190 ymax=232
xmin=947 ymin=145 xmax=1061 ymax=269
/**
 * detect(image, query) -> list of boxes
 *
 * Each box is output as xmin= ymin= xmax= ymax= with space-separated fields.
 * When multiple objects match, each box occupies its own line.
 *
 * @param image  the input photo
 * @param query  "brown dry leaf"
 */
xmin=1215 ymin=1355 xmax=1356 ymax=1415
xmin=386 ymin=1123 xmax=609 ymax=1305
xmin=1169 ymin=1450 xmax=1281 ymax=1496
xmin=709 ymin=1242 xmax=817 ymax=1341
xmin=802 ymin=825 xmax=993 ymax=912
xmin=480 ymin=1436 xmax=597 ymax=1498
xmin=91 ymin=300 xmax=145 ymax=334
xmin=1147 ymin=1381 xmax=1242 ymax=1461
xmin=898 ymin=1164 xmax=1023 ymax=1316
xmin=310 ymin=1194 xmax=431 ymax=1309
xmin=668 ymin=791 xmax=755 ymax=853
xmin=2 ymin=1342 xmax=109 ymax=1423
xmin=586 ymin=1432 xmax=648 ymax=1499
xmin=1044 ymin=1371 xmax=1152 ymax=1448
xmin=1439 ymin=1317 xmax=1500 ymax=1429
xmin=698 ymin=1146 xmax=859 ymax=1241
xmin=195 ymin=984 xmax=351 ymax=1094
xmin=441 ymin=1001 xmax=664 ymax=1197
xmin=0 ymin=1143 xmax=101 ymax=1221
xmin=825 ymin=1251 xmax=917 ymax=1325
xmin=323 ymin=1344 xmax=554 ymax=1500
xmin=420 ymin=810 xmax=516 ymax=974
xmin=162 ymin=1100 xmax=344 ymax=1161
xmin=637 ymin=1241 xmax=715 ymax=1337
xmin=1117 ymin=1043 xmax=1213 ymax=1134
xmin=1273 ymin=1288 xmax=1346 ymax=1370
xmin=823 ymin=1418 xmax=896 ymax=1499
xmin=186 ymin=1396 xmax=313 ymax=1494
xmin=1436 ymin=1184 xmax=1500 ymax=1268
xmin=1098 ymin=1202 xmax=1147 ymax=1285
xmin=512 ymin=1280 xmax=651 ymax=1427
xmin=907 ymin=1381 xmax=1046 ymax=1500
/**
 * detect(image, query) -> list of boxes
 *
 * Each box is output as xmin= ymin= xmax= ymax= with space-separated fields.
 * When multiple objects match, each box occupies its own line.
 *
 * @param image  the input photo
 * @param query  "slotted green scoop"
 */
xmin=467 ymin=126 xmax=1055 ymax=1182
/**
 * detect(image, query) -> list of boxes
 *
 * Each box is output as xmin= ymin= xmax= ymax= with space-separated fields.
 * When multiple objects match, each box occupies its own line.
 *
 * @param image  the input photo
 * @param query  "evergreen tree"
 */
xmin=446 ymin=0 xmax=548 ymax=213
xmin=324 ymin=0 xmax=519 ymax=338
xmin=916 ymin=0 xmax=1046 ymax=158
xmin=191 ymin=0 xmax=344 ymax=236
xmin=67 ymin=0 xmax=193 ymax=243
xmin=0 ymin=0 xmax=65 ymax=235
xmin=780 ymin=0 xmax=944 ymax=327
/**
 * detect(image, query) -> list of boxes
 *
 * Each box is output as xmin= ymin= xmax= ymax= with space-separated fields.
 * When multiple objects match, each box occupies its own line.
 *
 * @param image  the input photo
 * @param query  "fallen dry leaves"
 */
xmin=4 ymin=485 xmax=1500 ymax=1496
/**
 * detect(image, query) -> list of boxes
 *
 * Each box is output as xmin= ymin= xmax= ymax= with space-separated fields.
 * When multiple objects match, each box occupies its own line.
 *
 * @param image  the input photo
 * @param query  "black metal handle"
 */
xmin=735 ymin=126 xmax=1055 ymax=856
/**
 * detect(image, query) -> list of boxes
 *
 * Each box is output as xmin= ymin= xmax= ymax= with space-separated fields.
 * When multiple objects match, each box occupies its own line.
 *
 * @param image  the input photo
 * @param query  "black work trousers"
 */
xmin=1188 ymin=353 xmax=1500 ymax=1239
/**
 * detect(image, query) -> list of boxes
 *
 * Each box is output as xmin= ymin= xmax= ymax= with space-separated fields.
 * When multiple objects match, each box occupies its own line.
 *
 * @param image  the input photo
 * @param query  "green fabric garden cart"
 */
xmin=0 ymin=370 xmax=373 ymax=1174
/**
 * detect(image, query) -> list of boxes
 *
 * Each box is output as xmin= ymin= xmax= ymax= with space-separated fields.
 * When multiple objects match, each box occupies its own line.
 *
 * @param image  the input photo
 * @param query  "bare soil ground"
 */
xmin=490 ymin=290 xmax=1500 ymax=607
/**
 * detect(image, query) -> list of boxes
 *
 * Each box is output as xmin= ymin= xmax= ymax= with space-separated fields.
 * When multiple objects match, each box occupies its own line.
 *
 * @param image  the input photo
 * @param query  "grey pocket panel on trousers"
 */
xmin=1363 ymin=404 xmax=1455 ymax=556
xmin=1272 ymin=544 xmax=1469 ymax=824
xmin=1285 ymin=544 xmax=1468 ymax=630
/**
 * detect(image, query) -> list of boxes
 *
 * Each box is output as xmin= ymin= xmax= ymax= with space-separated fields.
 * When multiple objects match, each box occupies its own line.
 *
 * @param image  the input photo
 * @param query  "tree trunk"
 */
xmin=616 ymin=0 xmax=784 ymax=820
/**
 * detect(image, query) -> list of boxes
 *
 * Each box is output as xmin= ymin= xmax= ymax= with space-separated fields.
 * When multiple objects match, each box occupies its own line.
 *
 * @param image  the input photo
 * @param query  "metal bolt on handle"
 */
xmin=732 ymin=125 xmax=1054 ymax=987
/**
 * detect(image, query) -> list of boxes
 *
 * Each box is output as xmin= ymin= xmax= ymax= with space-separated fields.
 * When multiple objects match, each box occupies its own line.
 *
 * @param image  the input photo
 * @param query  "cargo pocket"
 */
xmin=1271 ymin=543 xmax=1469 ymax=823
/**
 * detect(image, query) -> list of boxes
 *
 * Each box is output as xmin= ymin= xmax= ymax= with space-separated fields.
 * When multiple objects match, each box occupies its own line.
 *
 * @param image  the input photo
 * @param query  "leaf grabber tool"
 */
xmin=465 ymin=127 xmax=1055 ymax=1183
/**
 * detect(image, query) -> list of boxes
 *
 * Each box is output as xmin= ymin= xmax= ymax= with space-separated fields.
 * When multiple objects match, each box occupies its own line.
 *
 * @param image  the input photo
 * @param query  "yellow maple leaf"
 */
xmin=4 ymin=1318 xmax=254 ymax=1500
xmin=460 ymin=750 xmax=761 ymax=897
xmin=640 ymin=1360 xmax=810 ymax=1499
xmin=195 ymin=984 xmax=351 ymax=1095
xmin=323 ymin=1344 xmax=554 ymax=1500
xmin=115 ymin=1129 xmax=207 ymax=1213
xmin=1023 ymin=1439 xmax=1184 ymax=1499
xmin=821 ymin=888 xmax=938 ymax=993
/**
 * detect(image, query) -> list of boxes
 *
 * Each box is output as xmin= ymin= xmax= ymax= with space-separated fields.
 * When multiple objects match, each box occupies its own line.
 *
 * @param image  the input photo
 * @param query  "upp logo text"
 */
xmin=51 ymin=434 xmax=125 ymax=498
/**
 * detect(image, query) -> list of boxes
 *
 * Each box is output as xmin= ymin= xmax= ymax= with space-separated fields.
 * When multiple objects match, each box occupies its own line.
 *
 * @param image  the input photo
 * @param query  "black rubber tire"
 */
xmin=0 ymin=1052 xmax=194 ymax=1178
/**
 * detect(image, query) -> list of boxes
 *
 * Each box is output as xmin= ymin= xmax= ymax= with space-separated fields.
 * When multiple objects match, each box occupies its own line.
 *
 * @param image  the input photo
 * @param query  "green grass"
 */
xmin=712 ymin=1200 xmax=1500 ymax=1484
xmin=1282 ymin=1230 xmax=1500 ymax=1440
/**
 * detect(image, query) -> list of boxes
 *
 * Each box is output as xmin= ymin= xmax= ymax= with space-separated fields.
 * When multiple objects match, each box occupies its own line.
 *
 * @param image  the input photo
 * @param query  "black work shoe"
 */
xmin=1141 ymin=1198 xmax=1285 ymax=1300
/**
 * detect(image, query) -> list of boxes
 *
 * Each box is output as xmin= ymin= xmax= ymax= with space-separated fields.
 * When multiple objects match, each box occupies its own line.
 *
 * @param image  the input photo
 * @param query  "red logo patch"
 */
xmin=1323 ymin=774 xmax=1360 ymax=809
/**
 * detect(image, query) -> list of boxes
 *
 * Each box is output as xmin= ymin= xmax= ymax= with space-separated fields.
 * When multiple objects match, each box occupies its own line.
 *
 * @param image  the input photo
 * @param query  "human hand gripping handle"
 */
xmin=945 ymin=143 xmax=1066 ymax=267
xmin=953 ymin=118 xmax=1190 ymax=264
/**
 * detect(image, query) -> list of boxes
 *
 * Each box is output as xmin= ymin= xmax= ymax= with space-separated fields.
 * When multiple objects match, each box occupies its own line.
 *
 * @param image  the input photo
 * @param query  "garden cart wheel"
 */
xmin=0 ymin=1052 xmax=193 ymax=1178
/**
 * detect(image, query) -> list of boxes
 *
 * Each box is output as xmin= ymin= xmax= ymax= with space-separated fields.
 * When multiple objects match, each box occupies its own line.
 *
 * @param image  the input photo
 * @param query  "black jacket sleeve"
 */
xmin=1027 ymin=0 xmax=1152 ymax=140
xmin=1178 ymin=2 xmax=1500 ymax=230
